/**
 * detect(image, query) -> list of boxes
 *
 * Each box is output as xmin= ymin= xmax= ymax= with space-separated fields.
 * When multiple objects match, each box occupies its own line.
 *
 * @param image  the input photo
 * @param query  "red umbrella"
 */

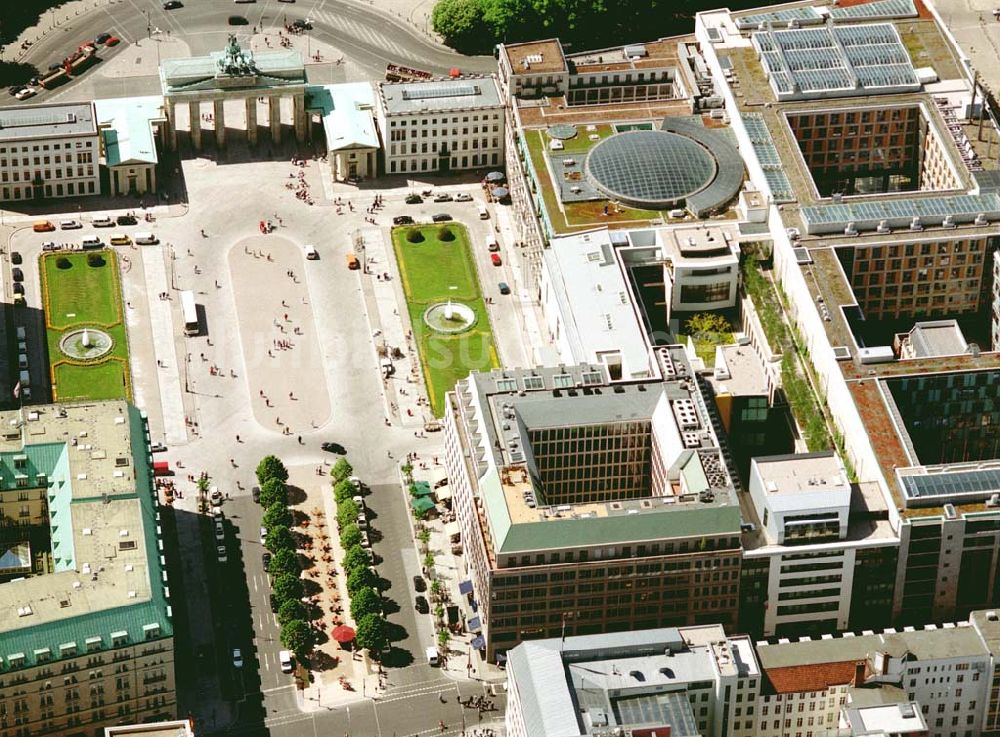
xmin=449 ymin=67 xmax=461 ymax=78
xmin=332 ymin=625 xmax=356 ymax=643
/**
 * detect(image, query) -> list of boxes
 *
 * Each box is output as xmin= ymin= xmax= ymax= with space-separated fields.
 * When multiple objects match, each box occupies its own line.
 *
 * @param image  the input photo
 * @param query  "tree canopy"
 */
xmin=350 ymin=586 xmax=382 ymax=621
xmin=262 ymin=502 xmax=293 ymax=531
xmin=278 ymin=598 xmax=307 ymax=625
xmin=268 ymin=548 xmax=301 ymax=577
xmin=331 ymin=458 xmax=354 ymax=482
xmin=333 ymin=479 xmax=356 ymax=505
xmin=280 ymin=619 xmax=315 ymax=658
xmin=347 ymin=566 xmax=377 ymax=595
xmin=256 ymin=455 xmax=289 ymax=485
xmin=271 ymin=573 xmax=304 ymax=604
xmin=336 ymin=499 xmax=360 ymax=530
xmin=340 ymin=523 xmax=362 ymax=551
xmin=342 ymin=544 xmax=372 ymax=573
xmin=259 ymin=477 xmax=289 ymax=508
xmin=355 ymin=613 xmax=388 ymax=653
xmin=265 ymin=525 xmax=295 ymax=554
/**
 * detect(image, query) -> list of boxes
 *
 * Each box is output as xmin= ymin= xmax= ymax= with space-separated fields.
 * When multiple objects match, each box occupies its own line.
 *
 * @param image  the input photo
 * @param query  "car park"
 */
xmin=413 ymin=575 xmax=426 ymax=592
xmin=91 ymin=215 xmax=114 ymax=227
xmin=455 ymin=193 xmax=473 ymax=202
xmin=432 ymin=213 xmax=452 ymax=222
xmin=232 ymin=648 xmax=243 ymax=668
xmin=116 ymin=214 xmax=137 ymax=225
xmin=490 ymin=253 xmax=502 ymax=266
xmin=498 ymin=281 xmax=511 ymax=295
xmin=393 ymin=215 xmax=414 ymax=225
xmin=321 ymin=441 xmax=347 ymax=454
xmin=405 ymin=194 xmax=422 ymax=204
xmin=59 ymin=219 xmax=82 ymax=230
xmin=433 ymin=193 xmax=453 ymax=202
xmin=415 ymin=595 xmax=429 ymax=613
xmin=217 ymin=545 xmax=227 ymax=563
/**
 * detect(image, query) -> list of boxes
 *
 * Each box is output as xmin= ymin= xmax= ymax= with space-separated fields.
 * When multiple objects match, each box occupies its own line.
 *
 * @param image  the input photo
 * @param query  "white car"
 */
xmin=259 ymin=527 xmax=267 ymax=544
xmin=59 ymin=219 xmax=82 ymax=230
xmin=279 ymin=650 xmax=294 ymax=673
xmin=232 ymin=648 xmax=243 ymax=668
xmin=217 ymin=545 xmax=228 ymax=563
xmin=15 ymin=87 xmax=36 ymax=101
xmin=41 ymin=241 xmax=60 ymax=252
xmin=214 ymin=520 xmax=225 ymax=541
xmin=455 ymin=193 xmax=473 ymax=202
xmin=91 ymin=215 xmax=114 ymax=227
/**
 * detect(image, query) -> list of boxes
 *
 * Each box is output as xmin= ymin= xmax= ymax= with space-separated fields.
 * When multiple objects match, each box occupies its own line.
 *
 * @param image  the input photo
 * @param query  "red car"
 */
xmin=490 ymin=253 xmax=502 ymax=266
xmin=104 ymin=36 xmax=120 ymax=47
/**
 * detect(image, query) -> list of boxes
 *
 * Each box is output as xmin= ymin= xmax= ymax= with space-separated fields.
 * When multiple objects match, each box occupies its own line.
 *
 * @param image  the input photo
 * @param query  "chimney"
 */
xmin=853 ymin=661 xmax=866 ymax=686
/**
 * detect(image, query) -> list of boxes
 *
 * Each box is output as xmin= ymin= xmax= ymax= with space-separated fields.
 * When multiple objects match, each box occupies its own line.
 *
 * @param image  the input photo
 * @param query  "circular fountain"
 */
xmin=422 ymin=300 xmax=477 ymax=334
xmin=59 ymin=328 xmax=113 ymax=360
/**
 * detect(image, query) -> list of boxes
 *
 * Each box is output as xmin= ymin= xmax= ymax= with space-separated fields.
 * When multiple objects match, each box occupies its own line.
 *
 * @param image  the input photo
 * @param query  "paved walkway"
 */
xmin=228 ymin=236 xmax=332 ymax=434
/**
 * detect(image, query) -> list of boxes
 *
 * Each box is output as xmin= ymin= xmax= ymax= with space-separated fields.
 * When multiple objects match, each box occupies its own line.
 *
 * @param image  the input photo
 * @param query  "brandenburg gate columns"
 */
xmin=190 ymin=102 xmax=202 ymax=151
xmin=246 ymin=97 xmax=258 ymax=145
xmin=269 ymin=97 xmax=282 ymax=145
xmin=165 ymin=100 xmax=177 ymax=151
xmin=214 ymin=99 xmax=226 ymax=148
xmin=294 ymin=93 xmax=307 ymax=144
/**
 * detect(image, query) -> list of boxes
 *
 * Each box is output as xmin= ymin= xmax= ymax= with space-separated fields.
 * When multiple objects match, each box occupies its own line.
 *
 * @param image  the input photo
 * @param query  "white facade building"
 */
xmin=0 ymin=102 xmax=100 ymax=201
xmin=376 ymin=76 xmax=504 ymax=175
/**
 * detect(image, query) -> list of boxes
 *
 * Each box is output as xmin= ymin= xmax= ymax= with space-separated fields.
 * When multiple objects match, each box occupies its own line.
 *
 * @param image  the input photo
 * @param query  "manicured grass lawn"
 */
xmin=392 ymin=225 xmax=499 ymax=416
xmin=41 ymin=251 xmax=131 ymax=402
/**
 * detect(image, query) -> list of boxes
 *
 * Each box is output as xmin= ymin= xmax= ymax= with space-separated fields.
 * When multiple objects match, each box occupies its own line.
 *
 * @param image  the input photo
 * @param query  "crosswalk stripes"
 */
xmin=307 ymin=8 xmax=411 ymax=59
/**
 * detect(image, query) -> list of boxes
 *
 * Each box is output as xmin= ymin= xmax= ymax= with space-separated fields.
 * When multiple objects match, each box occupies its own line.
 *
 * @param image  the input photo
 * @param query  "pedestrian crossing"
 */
xmin=304 ymin=7 xmax=416 ymax=62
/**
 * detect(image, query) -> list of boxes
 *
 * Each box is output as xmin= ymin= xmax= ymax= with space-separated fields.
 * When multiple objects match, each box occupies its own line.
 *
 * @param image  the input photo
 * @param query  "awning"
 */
xmin=458 ymin=580 xmax=474 ymax=595
xmin=410 ymin=480 xmax=433 ymax=497
xmin=471 ymin=635 xmax=485 ymax=650
xmin=410 ymin=496 xmax=435 ymax=514
xmin=485 ymin=171 xmax=505 ymax=182
xmin=444 ymin=521 xmax=461 ymax=540
xmin=435 ymin=486 xmax=452 ymax=501
xmin=467 ymin=616 xmax=481 ymax=632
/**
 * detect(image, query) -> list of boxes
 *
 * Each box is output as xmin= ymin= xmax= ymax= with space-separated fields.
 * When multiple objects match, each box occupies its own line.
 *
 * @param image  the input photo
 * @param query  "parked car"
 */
xmin=110 ymin=235 xmax=132 ymax=246
xmin=413 ymin=575 xmax=426 ymax=592
xmin=228 ymin=15 xmax=248 ymax=24
xmin=59 ymin=219 xmax=82 ymax=230
xmin=116 ymin=214 xmax=137 ymax=225
xmin=321 ymin=441 xmax=347 ymax=454
xmin=490 ymin=253 xmax=502 ymax=266
xmin=262 ymin=551 xmax=272 ymax=570
xmin=279 ymin=650 xmax=294 ymax=673
xmin=415 ymin=595 xmax=429 ymax=614
xmin=455 ymin=193 xmax=473 ymax=202
xmin=405 ymin=194 xmax=422 ymax=204
xmin=96 ymin=33 xmax=111 ymax=44
xmin=8 ymin=86 xmax=24 ymax=96
xmin=292 ymin=18 xmax=312 ymax=29
xmin=12 ymin=283 xmax=24 ymax=296
xmin=432 ymin=213 xmax=452 ymax=222
xmin=488 ymin=241 xmax=500 ymax=252
xmin=393 ymin=215 xmax=414 ymax=225
xmin=498 ymin=281 xmax=511 ymax=295
xmin=162 ymin=0 xmax=183 ymax=8
xmin=270 ymin=594 xmax=279 ymax=612
xmin=41 ymin=241 xmax=60 ymax=251
xmin=232 ymin=649 xmax=243 ymax=669
xmin=252 ymin=486 xmax=260 ymax=503
xmin=91 ymin=215 xmax=114 ymax=227
xmin=15 ymin=88 xmax=36 ymax=101
xmin=217 ymin=545 xmax=228 ymax=563
xmin=259 ymin=527 xmax=267 ymax=545
xmin=304 ymin=244 xmax=318 ymax=260
xmin=150 ymin=441 xmax=167 ymax=453
xmin=433 ymin=193 xmax=453 ymax=202
xmin=10 ymin=251 xmax=21 ymax=265
xmin=104 ymin=36 xmax=120 ymax=47
xmin=214 ymin=520 xmax=225 ymax=542
xmin=210 ymin=487 xmax=223 ymax=507
xmin=11 ymin=268 xmax=23 ymax=282
xmin=33 ymin=221 xmax=55 ymax=233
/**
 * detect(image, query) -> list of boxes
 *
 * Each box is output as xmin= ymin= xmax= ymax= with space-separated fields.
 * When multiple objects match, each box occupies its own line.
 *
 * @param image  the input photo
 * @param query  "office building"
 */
xmin=444 ymin=347 xmax=742 ymax=661
xmin=506 ymin=625 xmax=761 ymax=737
xmin=375 ymin=75 xmax=504 ymax=175
xmin=0 ymin=401 xmax=175 ymax=737
xmin=0 ymin=102 xmax=101 ymax=202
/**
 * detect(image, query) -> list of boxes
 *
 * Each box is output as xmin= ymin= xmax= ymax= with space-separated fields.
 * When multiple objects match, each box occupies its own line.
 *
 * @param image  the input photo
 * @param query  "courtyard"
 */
xmin=391 ymin=223 xmax=499 ymax=416
xmin=41 ymin=250 xmax=131 ymax=402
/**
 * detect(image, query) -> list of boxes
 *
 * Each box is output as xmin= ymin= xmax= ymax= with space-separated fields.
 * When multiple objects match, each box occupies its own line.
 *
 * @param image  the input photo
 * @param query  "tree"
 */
xmin=280 ymin=619 xmax=315 ymax=658
xmin=271 ymin=573 xmax=304 ymax=604
xmin=347 ymin=566 xmax=376 ymax=595
xmin=355 ymin=613 xmax=388 ymax=653
xmin=432 ymin=0 xmax=489 ymax=53
xmin=331 ymin=458 xmax=354 ymax=482
xmin=685 ymin=312 xmax=731 ymax=338
xmin=0 ymin=61 xmax=38 ymax=88
xmin=268 ymin=548 xmax=300 ymax=577
xmin=336 ymin=499 xmax=360 ymax=530
xmin=350 ymin=586 xmax=382 ymax=621
xmin=340 ymin=523 xmax=362 ymax=551
xmin=333 ymin=479 xmax=356 ymax=505
xmin=342 ymin=544 xmax=371 ymax=574
xmin=265 ymin=525 xmax=295 ymax=554
xmin=278 ymin=598 xmax=307 ymax=625
xmin=256 ymin=455 xmax=289 ymax=485
xmin=262 ymin=502 xmax=293 ymax=531
xmin=259 ymin=478 xmax=288 ymax=508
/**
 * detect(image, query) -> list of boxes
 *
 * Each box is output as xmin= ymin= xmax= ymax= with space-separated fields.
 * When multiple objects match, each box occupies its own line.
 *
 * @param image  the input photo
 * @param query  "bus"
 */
xmin=180 ymin=290 xmax=199 ymax=336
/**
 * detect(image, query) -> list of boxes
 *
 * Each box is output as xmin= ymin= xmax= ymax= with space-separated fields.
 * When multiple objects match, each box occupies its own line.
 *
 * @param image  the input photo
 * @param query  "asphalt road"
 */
xmin=18 ymin=0 xmax=495 ymax=101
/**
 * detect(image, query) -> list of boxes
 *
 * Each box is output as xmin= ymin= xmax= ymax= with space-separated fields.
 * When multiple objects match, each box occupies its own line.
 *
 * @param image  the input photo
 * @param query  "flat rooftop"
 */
xmin=378 ymin=76 xmax=502 ymax=116
xmin=0 ymin=102 xmax=97 ymax=142
xmin=901 ymin=320 xmax=969 ymax=358
xmin=754 ymin=452 xmax=849 ymax=494
xmin=707 ymin=343 xmax=769 ymax=396
xmin=105 ymin=723 xmax=194 ymax=737
xmin=503 ymin=39 xmax=567 ymax=75
xmin=566 ymin=38 xmax=681 ymax=73
xmin=94 ymin=95 xmax=164 ymax=167
xmin=0 ymin=402 xmax=170 ymax=670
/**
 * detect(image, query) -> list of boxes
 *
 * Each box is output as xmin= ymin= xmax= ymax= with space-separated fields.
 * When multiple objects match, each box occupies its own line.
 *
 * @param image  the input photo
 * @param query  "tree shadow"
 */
xmin=310 ymin=650 xmax=343 ymax=672
xmin=381 ymin=646 xmax=414 ymax=669
xmin=287 ymin=484 xmax=308 ymax=505
xmin=301 ymin=579 xmax=323 ymax=597
xmin=381 ymin=598 xmax=401 ymax=616
xmin=385 ymin=621 xmax=409 ymax=643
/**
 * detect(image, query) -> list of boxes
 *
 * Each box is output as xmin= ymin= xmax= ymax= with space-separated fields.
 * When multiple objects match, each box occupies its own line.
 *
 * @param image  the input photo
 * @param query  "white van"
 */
xmin=426 ymin=646 xmax=440 ymax=667
xmin=15 ymin=327 xmax=25 ymax=340
xmin=478 ymin=204 xmax=489 ymax=220
xmin=304 ymin=244 xmax=318 ymax=260
xmin=81 ymin=236 xmax=103 ymax=249
xmin=279 ymin=650 xmax=294 ymax=673
xmin=134 ymin=232 xmax=159 ymax=245
xmin=485 ymin=233 xmax=499 ymax=252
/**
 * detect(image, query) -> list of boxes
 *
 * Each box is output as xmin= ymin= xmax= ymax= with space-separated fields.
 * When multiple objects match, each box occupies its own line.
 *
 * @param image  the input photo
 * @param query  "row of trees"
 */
xmin=431 ymin=0 xmax=766 ymax=54
xmin=256 ymin=455 xmax=315 ymax=660
xmin=332 ymin=460 xmax=390 ymax=654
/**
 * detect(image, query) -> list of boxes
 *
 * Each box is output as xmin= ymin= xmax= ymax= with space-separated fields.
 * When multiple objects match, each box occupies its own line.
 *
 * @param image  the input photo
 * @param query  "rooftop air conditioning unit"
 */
xmin=876 ymin=220 xmax=890 ymax=234
xmin=844 ymin=221 xmax=857 ymax=236
xmin=910 ymin=216 xmax=923 ymax=231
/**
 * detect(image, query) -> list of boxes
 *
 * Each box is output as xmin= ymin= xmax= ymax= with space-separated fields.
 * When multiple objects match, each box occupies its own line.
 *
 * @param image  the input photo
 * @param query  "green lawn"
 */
xmin=41 ymin=251 xmax=131 ymax=402
xmin=392 ymin=225 xmax=499 ymax=416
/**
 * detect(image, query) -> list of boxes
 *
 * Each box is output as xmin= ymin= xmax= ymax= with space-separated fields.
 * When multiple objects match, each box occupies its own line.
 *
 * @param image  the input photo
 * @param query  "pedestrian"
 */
xmin=297 ymin=435 xmax=302 ymax=444
xmin=236 ymin=435 xmax=241 ymax=443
